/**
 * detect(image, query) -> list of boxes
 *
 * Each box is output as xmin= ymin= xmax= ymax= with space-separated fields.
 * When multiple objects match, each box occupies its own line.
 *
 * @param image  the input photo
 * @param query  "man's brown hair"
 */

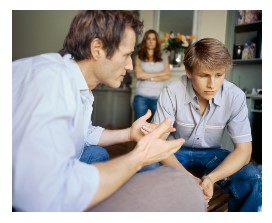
xmin=59 ymin=10 xmax=143 ymax=61
xmin=183 ymin=38 xmax=232 ymax=73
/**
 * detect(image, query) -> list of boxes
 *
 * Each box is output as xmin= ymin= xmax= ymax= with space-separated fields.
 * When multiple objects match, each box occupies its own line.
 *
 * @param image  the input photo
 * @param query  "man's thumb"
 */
xmin=143 ymin=109 xmax=152 ymax=119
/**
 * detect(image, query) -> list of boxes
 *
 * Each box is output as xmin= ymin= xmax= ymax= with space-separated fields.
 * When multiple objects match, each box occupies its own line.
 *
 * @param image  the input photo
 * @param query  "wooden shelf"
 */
xmin=251 ymin=109 xmax=262 ymax=113
xmin=235 ymin=21 xmax=262 ymax=33
xmin=246 ymin=94 xmax=262 ymax=100
xmin=233 ymin=58 xmax=262 ymax=65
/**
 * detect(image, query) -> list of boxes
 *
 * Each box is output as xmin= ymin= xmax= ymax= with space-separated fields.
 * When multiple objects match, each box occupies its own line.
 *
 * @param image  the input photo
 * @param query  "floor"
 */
xmin=105 ymin=141 xmax=229 ymax=212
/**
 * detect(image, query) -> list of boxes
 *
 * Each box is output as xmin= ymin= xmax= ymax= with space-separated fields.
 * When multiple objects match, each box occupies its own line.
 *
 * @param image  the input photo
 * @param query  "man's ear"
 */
xmin=90 ymin=38 xmax=103 ymax=60
xmin=185 ymin=68 xmax=192 ymax=79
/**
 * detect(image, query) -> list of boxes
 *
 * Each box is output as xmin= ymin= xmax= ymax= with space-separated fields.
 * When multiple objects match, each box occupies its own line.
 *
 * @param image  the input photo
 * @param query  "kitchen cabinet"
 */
xmin=92 ymin=86 xmax=132 ymax=129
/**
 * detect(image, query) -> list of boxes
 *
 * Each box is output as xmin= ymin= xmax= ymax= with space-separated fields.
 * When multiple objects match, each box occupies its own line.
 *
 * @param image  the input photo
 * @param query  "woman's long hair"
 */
xmin=138 ymin=29 xmax=162 ymax=62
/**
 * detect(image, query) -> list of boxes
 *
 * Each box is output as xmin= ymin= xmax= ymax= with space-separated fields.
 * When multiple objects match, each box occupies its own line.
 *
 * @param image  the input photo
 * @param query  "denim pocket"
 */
xmin=205 ymin=156 xmax=221 ymax=170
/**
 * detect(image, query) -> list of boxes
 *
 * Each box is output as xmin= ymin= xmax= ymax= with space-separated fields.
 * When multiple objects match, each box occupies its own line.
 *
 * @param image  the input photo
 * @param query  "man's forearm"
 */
xmin=86 ymin=151 xmax=141 ymax=209
xmin=98 ymin=128 xmax=130 ymax=147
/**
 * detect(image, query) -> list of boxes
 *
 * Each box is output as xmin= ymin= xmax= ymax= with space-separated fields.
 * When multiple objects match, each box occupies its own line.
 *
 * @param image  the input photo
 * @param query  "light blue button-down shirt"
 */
xmin=153 ymin=75 xmax=252 ymax=148
xmin=12 ymin=53 xmax=104 ymax=211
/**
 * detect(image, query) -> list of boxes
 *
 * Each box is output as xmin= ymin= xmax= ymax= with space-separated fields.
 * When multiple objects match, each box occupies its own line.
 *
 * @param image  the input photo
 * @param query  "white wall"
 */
xmin=12 ymin=10 xmax=228 ymax=61
xmin=139 ymin=10 xmax=155 ymax=41
xmin=12 ymin=10 xmax=78 ymax=61
xmin=139 ymin=10 xmax=228 ymax=44
xmin=197 ymin=10 xmax=227 ymax=43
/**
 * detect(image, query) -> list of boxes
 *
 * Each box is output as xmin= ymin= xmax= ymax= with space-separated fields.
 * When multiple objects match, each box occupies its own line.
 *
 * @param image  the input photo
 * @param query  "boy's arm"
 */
xmin=205 ymin=141 xmax=252 ymax=184
xmin=201 ymin=142 xmax=252 ymax=202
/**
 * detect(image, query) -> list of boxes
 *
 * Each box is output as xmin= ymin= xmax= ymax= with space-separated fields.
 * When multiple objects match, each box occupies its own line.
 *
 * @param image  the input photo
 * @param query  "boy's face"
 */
xmin=186 ymin=66 xmax=226 ymax=102
xmin=96 ymin=27 xmax=136 ymax=89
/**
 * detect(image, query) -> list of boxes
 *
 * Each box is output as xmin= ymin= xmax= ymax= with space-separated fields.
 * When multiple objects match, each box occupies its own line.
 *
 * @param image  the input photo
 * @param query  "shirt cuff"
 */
xmin=85 ymin=126 xmax=105 ymax=145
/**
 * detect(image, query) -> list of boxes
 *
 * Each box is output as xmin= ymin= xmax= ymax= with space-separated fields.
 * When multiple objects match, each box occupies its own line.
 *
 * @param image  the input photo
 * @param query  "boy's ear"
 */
xmin=185 ymin=68 xmax=192 ymax=79
xmin=90 ymin=38 xmax=104 ymax=60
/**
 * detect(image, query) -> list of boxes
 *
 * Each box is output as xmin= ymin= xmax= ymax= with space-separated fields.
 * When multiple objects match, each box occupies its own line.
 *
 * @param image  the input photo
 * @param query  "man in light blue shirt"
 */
xmin=151 ymin=38 xmax=262 ymax=211
xmin=12 ymin=11 xmax=206 ymax=212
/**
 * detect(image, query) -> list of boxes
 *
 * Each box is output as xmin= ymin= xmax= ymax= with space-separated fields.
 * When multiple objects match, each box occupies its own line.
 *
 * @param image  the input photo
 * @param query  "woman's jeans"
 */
xmin=175 ymin=146 xmax=262 ymax=212
xmin=79 ymin=145 xmax=159 ymax=173
xmin=133 ymin=95 xmax=158 ymax=121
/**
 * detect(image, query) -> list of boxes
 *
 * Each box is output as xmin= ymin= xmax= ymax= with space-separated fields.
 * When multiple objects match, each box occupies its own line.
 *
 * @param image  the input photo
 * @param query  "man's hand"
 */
xmin=131 ymin=118 xmax=185 ymax=167
xmin=201 ymin=175 xmax=214 ymax=203
xmin=129 ymin=110 xmax=175 ymax=142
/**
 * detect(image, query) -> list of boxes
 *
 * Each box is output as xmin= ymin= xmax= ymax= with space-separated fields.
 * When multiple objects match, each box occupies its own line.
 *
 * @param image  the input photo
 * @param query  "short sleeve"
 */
xmin=227 ymin=92 xmax=252 ymax=143
xmin=153 ymin=86 xmax=176 ymax=125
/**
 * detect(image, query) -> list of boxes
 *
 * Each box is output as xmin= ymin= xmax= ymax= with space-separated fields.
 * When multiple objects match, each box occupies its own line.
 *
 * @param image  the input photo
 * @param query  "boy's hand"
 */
xmin=201 ymin=175 xmax=214 ymax=203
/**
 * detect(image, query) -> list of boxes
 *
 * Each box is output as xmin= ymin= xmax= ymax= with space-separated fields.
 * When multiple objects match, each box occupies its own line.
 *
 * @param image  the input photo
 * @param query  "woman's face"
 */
xmin=146 ymin=33 xmax=157 ymax=50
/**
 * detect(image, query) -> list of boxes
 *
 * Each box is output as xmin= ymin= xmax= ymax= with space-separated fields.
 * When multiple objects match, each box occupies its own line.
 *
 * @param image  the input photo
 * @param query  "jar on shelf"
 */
xmin=242 ymin=42 xmax=256 ymax=59
xmin=233 ymin=45 xmax=243 ymax=59
xmin=237 ymin=10 xmax=245 ymax=25
xmin=244 ymin=10 xmax=262 ymax=24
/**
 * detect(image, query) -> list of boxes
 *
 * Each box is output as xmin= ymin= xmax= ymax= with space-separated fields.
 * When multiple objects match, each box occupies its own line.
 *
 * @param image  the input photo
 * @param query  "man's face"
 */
xmin=186 ymin=66 xmax=226 ymax=102
xmin=97 ymin=27 xmax=136 ymax=88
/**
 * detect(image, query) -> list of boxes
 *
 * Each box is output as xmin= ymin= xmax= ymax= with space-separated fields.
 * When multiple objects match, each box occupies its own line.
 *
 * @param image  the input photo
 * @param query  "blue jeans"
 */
xmin=175 ymin=146 xmax=262 ymax=212
xmin=133 ymin=95 xmax=158 ymax=121
xmin=79 ymin=145 xmax=109 ymax=164
xmin=79 ymin=144 xmax=160 ymax=173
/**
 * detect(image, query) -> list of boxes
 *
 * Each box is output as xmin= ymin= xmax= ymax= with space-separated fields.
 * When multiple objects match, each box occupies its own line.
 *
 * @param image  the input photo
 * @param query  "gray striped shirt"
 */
xmin=153 ymin=75 xmax=252 ymax=148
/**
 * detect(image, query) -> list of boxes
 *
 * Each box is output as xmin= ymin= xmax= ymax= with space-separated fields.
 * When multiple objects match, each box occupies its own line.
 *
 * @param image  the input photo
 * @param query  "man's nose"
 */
xmin=125 ymin=57 xmax=133 ymax=71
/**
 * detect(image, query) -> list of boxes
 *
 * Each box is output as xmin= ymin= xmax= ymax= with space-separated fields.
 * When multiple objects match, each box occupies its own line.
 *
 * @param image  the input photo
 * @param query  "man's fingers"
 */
xmin=148 ymin=118 xmax=172 ymax=137
xmin=141 ymin=109 xmax=152 ymax=120
xmin=165 ymin=138 xmax=185 ymax=153
xmin=140 ymin=128 xmax=149 ymax=135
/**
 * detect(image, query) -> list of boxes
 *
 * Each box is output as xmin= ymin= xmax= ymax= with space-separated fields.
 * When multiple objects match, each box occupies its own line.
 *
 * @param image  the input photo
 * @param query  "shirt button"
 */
xmin=196 ymin=108 xmax=199 ymax=110
xmin=197 ymin=138 xmax=199 ymax=140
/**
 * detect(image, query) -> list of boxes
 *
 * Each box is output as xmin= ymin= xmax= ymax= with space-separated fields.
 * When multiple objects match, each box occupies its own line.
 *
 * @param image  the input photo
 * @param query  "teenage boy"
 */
xmin=152 ymin=38 xmax=262 ymax=212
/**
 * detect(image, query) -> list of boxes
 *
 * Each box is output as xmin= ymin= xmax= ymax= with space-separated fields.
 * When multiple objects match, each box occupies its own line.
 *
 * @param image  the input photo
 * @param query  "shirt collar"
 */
xmin=63 ymin=54 xmax=89 ymax=91
xmin=213 ymin=82 xmax=223 ymax=107
xmin=185 ymin=77 xmax=197 ymax=104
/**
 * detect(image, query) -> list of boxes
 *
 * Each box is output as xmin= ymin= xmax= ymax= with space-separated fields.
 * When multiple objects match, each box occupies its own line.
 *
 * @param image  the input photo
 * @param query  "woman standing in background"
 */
xmin=133 ymin=29 xmax=171 ymax=122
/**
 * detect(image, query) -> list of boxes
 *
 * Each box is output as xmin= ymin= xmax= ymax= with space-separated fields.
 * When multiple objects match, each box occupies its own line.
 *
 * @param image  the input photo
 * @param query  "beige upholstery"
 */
xmin=88 ymin=166 xmax=207 ymax=212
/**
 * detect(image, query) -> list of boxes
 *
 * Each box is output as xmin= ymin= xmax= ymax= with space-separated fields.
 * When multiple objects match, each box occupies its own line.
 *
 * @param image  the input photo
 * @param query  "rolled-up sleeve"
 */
xmin=85 ymin=123 xmax=104 ymax=145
